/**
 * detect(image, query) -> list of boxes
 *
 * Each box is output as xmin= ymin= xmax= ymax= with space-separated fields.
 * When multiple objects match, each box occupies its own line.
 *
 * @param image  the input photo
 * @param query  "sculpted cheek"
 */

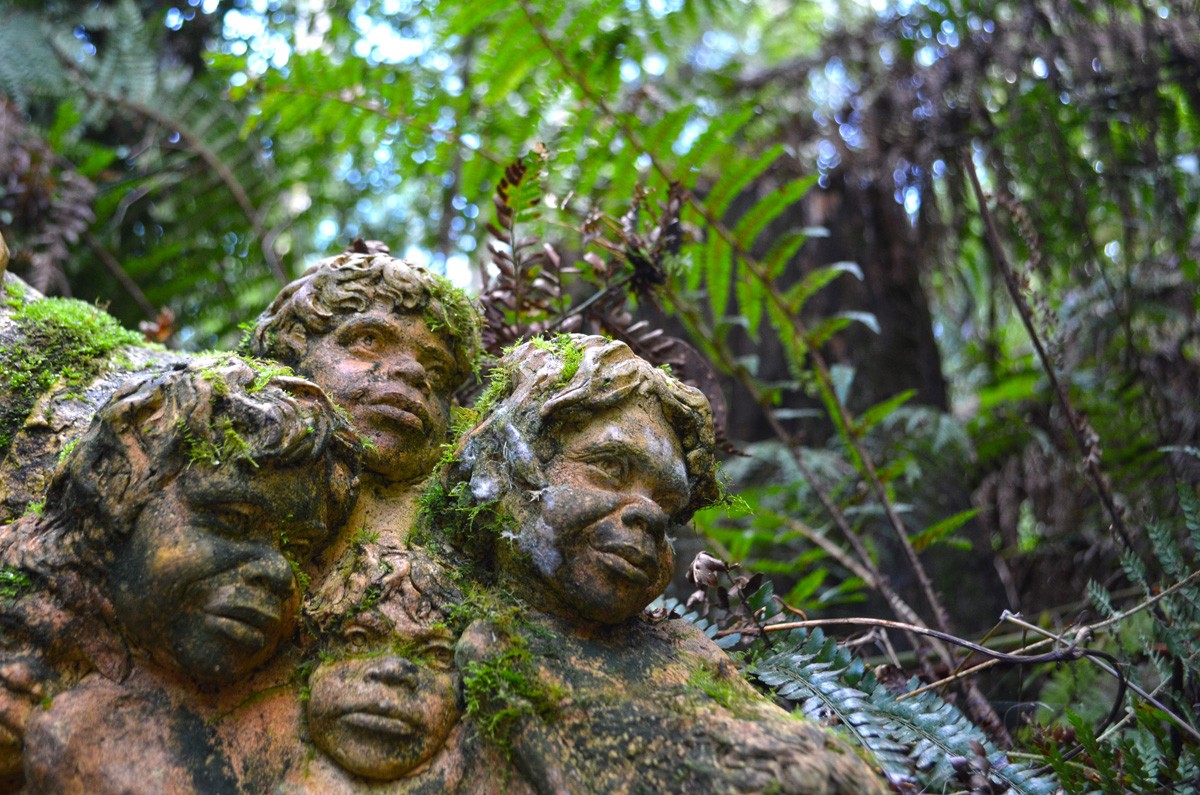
xmin=519 ymin=517 xmax=564 ymax=579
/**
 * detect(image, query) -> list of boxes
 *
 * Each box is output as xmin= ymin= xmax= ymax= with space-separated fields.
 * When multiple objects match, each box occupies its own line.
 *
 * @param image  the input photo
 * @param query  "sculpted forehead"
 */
xmin=561 ymin=405 xmax=678 ymax=455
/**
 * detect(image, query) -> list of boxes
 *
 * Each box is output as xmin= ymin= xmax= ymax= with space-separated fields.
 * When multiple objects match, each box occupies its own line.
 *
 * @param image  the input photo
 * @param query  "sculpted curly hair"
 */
xmin=425 ymin=335 xmax=721 ymax=572
xmin=12 ymin=355 xmax=361 ymax=575
xmin=246 ymin=252 xmax=481 ymax=388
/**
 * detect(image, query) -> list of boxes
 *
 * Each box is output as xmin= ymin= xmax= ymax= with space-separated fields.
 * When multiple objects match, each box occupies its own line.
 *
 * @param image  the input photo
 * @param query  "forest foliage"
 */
xmin=2 ymin=0 xmax=1200 ymax=791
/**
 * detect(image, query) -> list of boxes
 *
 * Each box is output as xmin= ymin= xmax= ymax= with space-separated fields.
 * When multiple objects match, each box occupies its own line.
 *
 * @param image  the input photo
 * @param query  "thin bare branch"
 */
xmin=963 ymin=153 xmax=1134 ymax=552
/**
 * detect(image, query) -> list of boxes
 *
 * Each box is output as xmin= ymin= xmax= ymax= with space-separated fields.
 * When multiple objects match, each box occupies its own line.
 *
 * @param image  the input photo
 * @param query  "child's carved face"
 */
xmin=106 ymin=462 xmax=341 ymax=684
xmin=306 ymin=615 xmax=460 ymax=780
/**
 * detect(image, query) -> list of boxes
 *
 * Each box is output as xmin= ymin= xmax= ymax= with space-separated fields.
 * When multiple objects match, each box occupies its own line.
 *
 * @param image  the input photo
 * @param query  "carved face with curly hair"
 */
xmin=247 ymin=252 xmax=480 ymax=485
xmin=30 ymin=356 xmax=362 ymax=684
xmin=434 ymin=335 xmax=721 ymax=626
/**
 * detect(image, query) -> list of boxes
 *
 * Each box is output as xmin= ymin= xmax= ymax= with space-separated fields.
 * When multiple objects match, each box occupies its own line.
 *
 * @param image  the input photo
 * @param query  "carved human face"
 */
xmin=307 ymin=625 xmax=459 ymax=780
xmin=107 ymin=464 xmax=337 ymax=684
xmin=508 ymin=401 xmax=690 ymax=624
xmin=299 ymin=308 xmax=455 ymax=485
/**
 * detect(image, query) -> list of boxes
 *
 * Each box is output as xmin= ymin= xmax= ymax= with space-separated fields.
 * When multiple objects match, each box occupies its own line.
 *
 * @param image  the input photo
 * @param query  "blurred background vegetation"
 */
xmin=2 ymin=0 xmax=1199 ymax=789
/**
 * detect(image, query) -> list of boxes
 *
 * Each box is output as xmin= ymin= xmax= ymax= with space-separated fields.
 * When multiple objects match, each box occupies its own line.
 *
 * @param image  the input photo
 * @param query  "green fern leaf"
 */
xmin=762 ymin=229 xmax=810 ymax=280
xmin=753 ymin=630 xmax=1059 ymax=794
xmin=910 ymin=508 xmax=980 ymax=552
xmin=704 ymin=230 xmax=733 ymax=321
xmin=854 ymin=389 xmax=916 ymax=437
xmin=784 ymin=260 xmax=863 ymax=315
xmin=677 ymin=107 xmax=755 ymax=176
xmin=705 ymin=144 xmax=784 ymax=218
xmin=643 ymin=104 xmax=696 ymax=160
xmin=1088 ymin=579 xmax=1117 ymax=618
xmin=752 ymin=630 xmax=916 ymax=784
xmin=733 ymin=175 xmax=817 ymax=250
xmin=735 ymin=261 xmax=765 ymax=340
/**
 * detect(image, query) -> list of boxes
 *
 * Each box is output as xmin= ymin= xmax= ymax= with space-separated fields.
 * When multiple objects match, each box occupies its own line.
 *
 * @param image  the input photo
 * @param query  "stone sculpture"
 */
xmin=0 ymin=273 xmax=190 ymax=523
xmin=247 ymin=250 xmax=478 ymax=490
xmin=420 ymin=335 xmax=885 ymax=794
xmin=0 ymin=355 xmax=361 ymax=792
xmin=0 ymin=252 xmax=886 ymax=792
xmin=306 ymin=546 xmax=463 ymax=781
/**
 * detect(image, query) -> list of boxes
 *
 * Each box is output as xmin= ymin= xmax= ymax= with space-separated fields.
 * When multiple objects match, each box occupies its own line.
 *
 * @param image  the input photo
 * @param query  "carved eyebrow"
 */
xmin=190 ymin=500 xmax=268 ymax=540
xmin=335 ymin=316 xmax=398 ymax=340
xmin=574 ymin=439 xmax=647 ymax=463
xmin=203 ymin=501 xmax=260 ymax=521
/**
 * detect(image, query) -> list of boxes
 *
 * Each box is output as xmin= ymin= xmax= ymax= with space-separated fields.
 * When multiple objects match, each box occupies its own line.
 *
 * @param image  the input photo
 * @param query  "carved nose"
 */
xmin=383 ymin=354 xmax=426 ymax=385
xmin=365 ymin=657 xmax=420 ymax=689
xmin=241 ymin=551 xmax=296 ymax=597
xmin=620 ymin=496 xmax=668 ymax=540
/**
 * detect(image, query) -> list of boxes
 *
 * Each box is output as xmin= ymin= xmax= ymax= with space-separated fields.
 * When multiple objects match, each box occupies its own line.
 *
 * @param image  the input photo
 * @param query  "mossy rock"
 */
xmin=0 ymin=276 xmax=191 ymax=522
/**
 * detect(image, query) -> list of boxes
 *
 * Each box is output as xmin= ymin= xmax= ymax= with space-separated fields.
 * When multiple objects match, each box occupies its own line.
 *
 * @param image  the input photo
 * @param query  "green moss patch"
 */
xmin=463 ymin=642 xmax=564 ymax=752
xmin=530 ymin=333 xmax=585 ymax=386
xmin=3 ymin=278 xmax=27 ymax=309
xmin=0 ymin=297 xmax=145 ymax=455
xmin=424 ymin=276 xmax=483 ymax=378
xmin=0 ymin=567 xmax=32 ymax=599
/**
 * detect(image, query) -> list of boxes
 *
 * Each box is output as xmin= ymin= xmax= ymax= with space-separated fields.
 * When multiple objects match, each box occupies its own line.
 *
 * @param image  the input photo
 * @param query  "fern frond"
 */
xmin=0 ymin=11 xmax=67 ymax=107
xmin=752 ymin=629 xmax=1059 ymax=794
xmin=753 ymin=630 xmax=915 ymax=784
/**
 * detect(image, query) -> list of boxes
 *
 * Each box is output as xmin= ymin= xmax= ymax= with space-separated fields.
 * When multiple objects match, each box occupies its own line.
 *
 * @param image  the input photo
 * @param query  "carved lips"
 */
xmin=194 ymin=572 xmax=297 ymax=665
xmin=593 ymin=538 xmax=657 ymax=586
xmin=201 ymin=598 xmax=285 ymax=652
xmin=363 ymin=388 xmax=431 ymax=434
xmin=334 ymin=700 xmax=421 ymax=738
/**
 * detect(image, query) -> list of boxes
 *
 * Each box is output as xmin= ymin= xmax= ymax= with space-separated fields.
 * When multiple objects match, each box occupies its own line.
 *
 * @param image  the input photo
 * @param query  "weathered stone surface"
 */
xmin=418 ymin=335 xmax=886 ymax=795
xmin=0 ymin=258 xmax=887 ymax=793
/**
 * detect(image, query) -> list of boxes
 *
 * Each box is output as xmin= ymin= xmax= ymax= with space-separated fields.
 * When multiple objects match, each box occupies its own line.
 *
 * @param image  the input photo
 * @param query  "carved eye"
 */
xmin=586 ymin=454 xmax=628 ymax=483
xmin=205 ymin=506 xmax=255 ymax=540
xmin=344 ymin=626 xmax=372 ymax=651
xmin=423 ymin=644 xmax=454 ymax=672
xmin=348 ymin=329 xmax=380 ymax=352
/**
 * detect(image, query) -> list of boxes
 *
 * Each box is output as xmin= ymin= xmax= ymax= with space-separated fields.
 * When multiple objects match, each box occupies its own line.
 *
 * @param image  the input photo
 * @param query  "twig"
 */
xmin=1001 ymin=611 xmax=1200 ymax=746
xmin=1090 ymin=567 xmax=1200 ymax=632
xmin=963 ymin=153 xmax=1134 ymax=553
